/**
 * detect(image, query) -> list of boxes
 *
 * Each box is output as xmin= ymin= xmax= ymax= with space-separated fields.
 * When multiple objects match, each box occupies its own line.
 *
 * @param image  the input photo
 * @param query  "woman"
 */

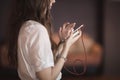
xmin=8 ymin=0 xmax=82 ymax=80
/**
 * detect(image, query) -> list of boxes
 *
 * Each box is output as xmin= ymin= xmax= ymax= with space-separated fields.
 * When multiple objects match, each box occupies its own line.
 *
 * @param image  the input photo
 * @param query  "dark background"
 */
xmin=0 ymin=0 xmax=120 ymax=79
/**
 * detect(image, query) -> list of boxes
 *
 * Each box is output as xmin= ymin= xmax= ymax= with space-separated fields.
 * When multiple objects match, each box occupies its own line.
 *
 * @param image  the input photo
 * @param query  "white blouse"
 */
xmin=17 ymin=20 xmax=61 ymax=80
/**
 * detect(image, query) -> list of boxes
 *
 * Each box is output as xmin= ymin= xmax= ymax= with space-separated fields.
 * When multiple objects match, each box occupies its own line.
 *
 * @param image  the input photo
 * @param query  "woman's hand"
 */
xmin=57 ymin=28 xmax=82 ymax=57
xmin=65 ymin=29 xmax=82 ymax=48
xmin=58 ymin=22 xmax=76 ymax=42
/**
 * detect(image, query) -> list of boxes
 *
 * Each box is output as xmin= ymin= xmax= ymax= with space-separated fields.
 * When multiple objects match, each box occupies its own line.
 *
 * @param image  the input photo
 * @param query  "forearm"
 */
xmin=51 ymin=45 xmax=69 ymax=80
xmin=36 ymin=43 xmax=69 ymax=80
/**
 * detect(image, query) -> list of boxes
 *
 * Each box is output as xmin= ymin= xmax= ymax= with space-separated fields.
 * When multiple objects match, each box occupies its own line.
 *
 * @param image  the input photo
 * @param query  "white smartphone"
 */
xmin=73 ymin=24 xmax=84 ymax=34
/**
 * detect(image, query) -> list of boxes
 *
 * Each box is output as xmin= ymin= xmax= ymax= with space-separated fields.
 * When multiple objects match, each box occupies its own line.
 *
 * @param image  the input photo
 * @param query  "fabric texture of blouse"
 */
xmin=18 ymin=20 xmax=61 ymax=80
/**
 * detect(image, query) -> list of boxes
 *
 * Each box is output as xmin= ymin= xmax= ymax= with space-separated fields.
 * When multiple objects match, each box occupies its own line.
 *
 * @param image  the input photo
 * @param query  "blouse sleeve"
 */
xmin=28 ymin=24 xmax=54 ymax=72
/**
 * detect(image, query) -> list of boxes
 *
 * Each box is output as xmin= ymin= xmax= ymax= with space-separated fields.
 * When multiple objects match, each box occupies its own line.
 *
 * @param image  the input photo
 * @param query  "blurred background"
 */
xmin=0 ymin=0 xmax=120 ymax=80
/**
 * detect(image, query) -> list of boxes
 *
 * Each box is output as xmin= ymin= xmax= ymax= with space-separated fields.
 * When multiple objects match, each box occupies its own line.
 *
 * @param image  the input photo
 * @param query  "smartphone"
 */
xmin=73 ymin=24 xmax=84 ymax=34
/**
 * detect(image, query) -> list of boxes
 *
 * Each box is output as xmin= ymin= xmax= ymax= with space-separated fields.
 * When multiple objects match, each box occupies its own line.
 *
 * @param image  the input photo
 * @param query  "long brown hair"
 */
xmin=8 ymin=0 xmax=57 ymax=68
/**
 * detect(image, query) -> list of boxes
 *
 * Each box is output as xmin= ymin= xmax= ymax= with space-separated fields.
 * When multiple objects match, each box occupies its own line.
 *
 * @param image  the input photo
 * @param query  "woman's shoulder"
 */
xmin=24 ymin=20 xmax=46 ymax=30
xmin=21 ymin=20 xmax=47 ymax=33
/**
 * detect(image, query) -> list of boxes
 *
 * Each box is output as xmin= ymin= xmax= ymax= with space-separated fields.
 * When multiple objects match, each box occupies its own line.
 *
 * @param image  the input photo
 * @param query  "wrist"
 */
xmin=58 ymin=33 xmax=65 ymax=42
xmin=57 ymin=54 xmax=67 ymax=62
xmin=58 ymin=40 xmax=65 ymax=46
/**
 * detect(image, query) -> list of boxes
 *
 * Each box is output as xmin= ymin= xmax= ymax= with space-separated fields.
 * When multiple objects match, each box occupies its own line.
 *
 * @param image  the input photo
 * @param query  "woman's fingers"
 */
xmin=66 ymin=30 xmax=82 ymax=44
xmin=73 ymin=30 xmax=82 ymax=38
xmin=62 ymin=22 xmax=76 ymax=31
xmin=59 ymin=22 xmax=76 ymax=41
xmin=59 ymin=27 xmax=62 ymax=35
xmin=73 ymin=30 xmax=82 ymax=41
xmin=62 ymin=22 xmax=70 ymax=30
xmin=66 ymin=23 xmax=76 ymax=29
xmin=64 ymin=23 xmax=76 ymax=38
